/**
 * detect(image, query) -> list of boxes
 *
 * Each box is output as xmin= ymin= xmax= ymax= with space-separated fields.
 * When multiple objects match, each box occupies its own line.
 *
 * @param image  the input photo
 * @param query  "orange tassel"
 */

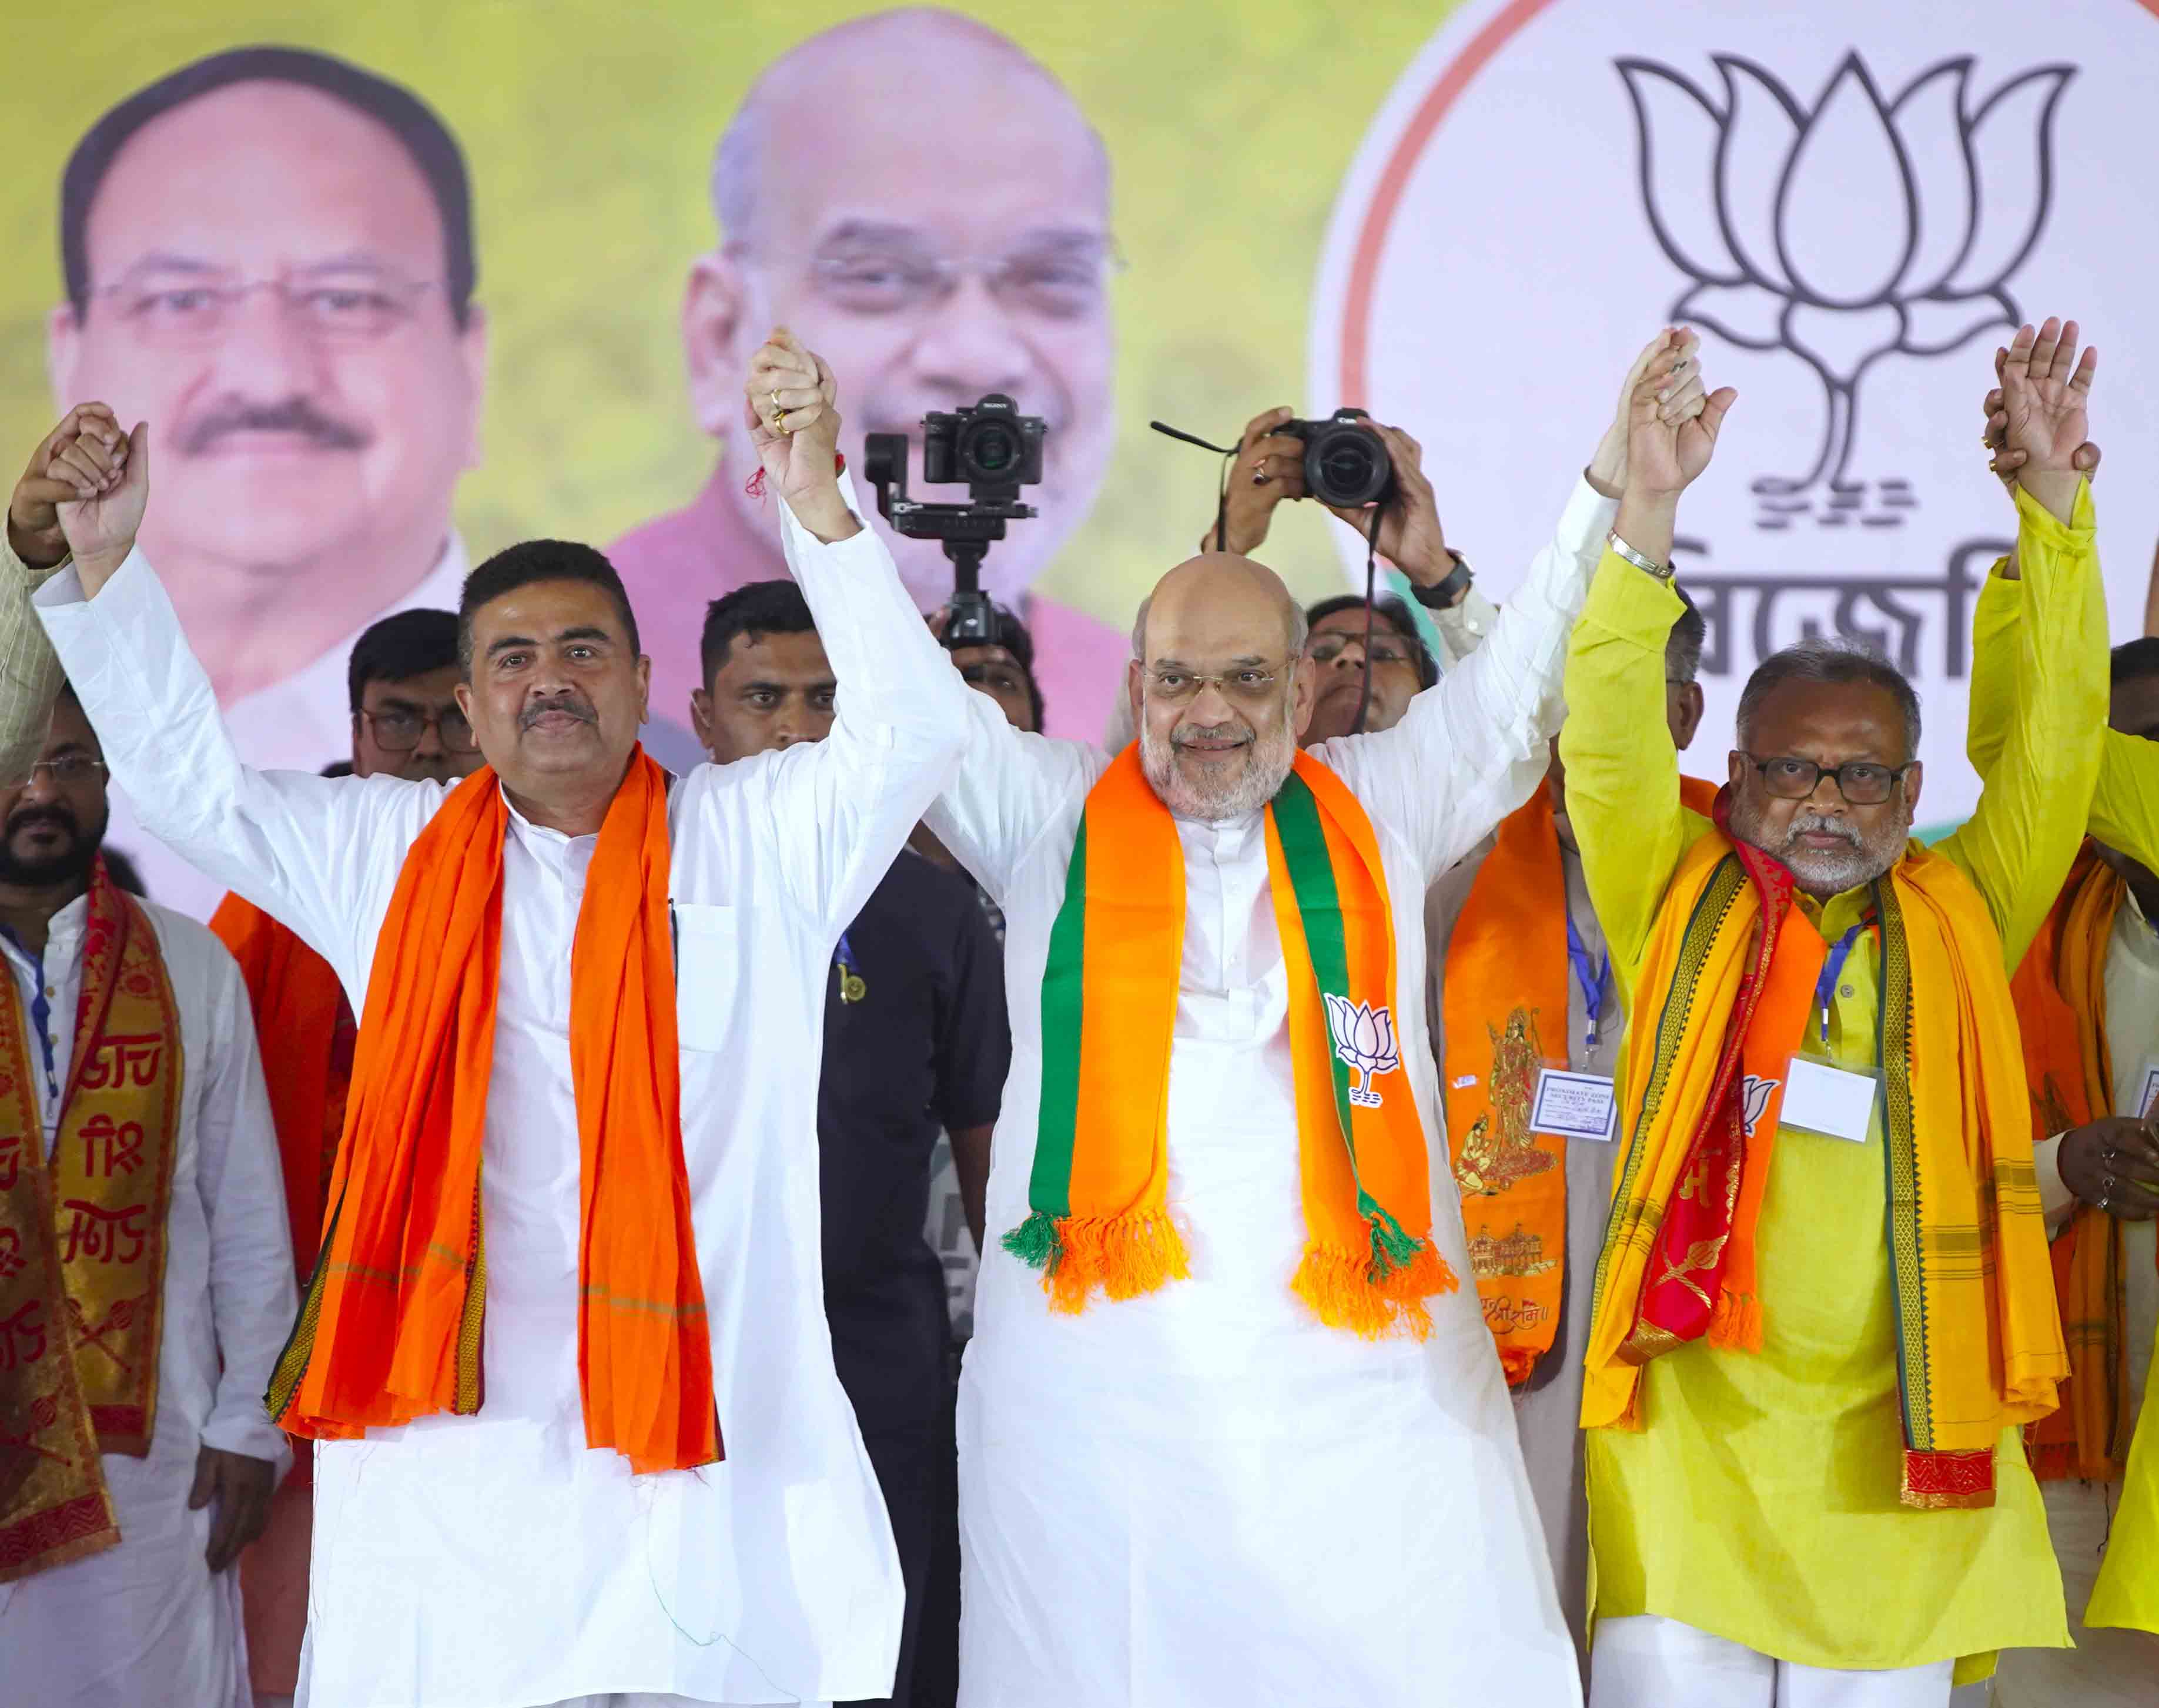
xmin=1709 ymin=1287 xmax=1763 ymax=1352
xmin=1290 ymin=1241 xmax=1454 ymax=1342
xmin=1043 ymin=1212 xmax=1191 ymax=1314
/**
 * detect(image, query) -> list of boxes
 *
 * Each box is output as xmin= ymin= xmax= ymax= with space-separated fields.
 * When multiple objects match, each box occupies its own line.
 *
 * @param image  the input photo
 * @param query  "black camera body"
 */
xmin=863 ymin=393 xmax=1047 ymax=645
xmin=1276 ymin=408 xmax=1394 ymax=509
xmin=918 ymin=394 xmax=1046 ymax=503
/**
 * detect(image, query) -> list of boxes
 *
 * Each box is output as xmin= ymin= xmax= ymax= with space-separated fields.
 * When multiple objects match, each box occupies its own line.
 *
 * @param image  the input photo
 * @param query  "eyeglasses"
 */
xmin=18 ymin=756 xmax=105 ymax=786
xmin=361 ymin=708 xmax=478 ymax=753
xmin=1309 ymin=634 xmax=1417 ymax=668
xmin=739 ymin=237 xmax=1124 ymax=319
xmin=1743 ymin=753 xmax=1914 ymax=805
xmin=93 ymin=267 xmax=441 ymax=346
xmin=1145 ymin=665 xmax=1286 ymax=706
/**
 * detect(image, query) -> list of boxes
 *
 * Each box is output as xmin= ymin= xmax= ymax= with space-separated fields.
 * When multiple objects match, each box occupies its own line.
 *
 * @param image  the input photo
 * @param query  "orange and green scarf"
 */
xmin=1584 ymin=798 xmax=2066 ymax=1508
xmin=1005 ymin=746 xmax=1453 ymax=1339
xmin=267 ymin=752 xmax=719 ymax=1475
xmin=2011 ymin=846 xmax=2153 ymax=1481
xmin=1443 ymin=776 xmax=1718 ymax=1385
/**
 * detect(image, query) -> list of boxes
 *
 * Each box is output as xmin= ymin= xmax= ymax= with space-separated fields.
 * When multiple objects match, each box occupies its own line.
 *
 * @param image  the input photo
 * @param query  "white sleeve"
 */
xmin=34 ymin=550 xmax=431 ymax=979
xmin=923 ymin=689 xmax=1103 ymax=904
xmin=2033 ymin=1133 xmax=2077 ymax=1232
xmin=695 ymin=473 xmax=976 ymax=939
xmin=1432 ymin=584 xmax=1499 ymax=670
xmin=1313 ymin=478 xmax=1615 ymax=881
xmin=192 ymin=940 xmax=299 ymax=1471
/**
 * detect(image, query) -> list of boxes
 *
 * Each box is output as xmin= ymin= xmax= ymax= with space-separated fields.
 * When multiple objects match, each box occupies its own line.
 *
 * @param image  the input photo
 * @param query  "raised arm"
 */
xmin=28 ymin=414 xmax=428 ymax=977
xmin=1937 ymin=319 xmax=2107 ymax=968
xmin=1560 ymin=336 xmax=1738 ymax=994
xmin=0 ymin=408 xmax=131 ymax=785
xmin=1318 ymin=329 xmax=1701 ymax=881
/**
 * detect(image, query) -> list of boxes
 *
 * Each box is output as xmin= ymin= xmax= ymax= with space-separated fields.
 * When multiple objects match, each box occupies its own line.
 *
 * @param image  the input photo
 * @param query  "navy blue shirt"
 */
xmin=819 ymin=851 xmax=1009 ymax=1431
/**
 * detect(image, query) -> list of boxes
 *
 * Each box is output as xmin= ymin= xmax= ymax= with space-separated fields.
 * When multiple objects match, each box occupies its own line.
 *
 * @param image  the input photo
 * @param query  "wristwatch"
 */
xmin=1607 ymin=531 xmax=1675 ymax=582
xmin=1410 ymin=550 xmax=1475 ymax=610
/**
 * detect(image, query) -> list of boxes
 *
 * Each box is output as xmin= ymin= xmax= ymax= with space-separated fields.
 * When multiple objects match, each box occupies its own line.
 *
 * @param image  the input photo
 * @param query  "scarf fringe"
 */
xmin=1708 ymin=1287 xmax=1762 ymax=1352
xmin=1003 ymin=1210 xmax=1190 ymax=1314
xmin=1292 ymin=1220 xmax=1458 ymax=1343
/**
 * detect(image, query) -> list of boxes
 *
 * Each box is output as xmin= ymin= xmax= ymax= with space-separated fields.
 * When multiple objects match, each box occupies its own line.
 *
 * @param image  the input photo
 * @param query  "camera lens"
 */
xmin=965 ymin=421 xmax=1017 ymax=478
xmin=1307 ymin=421 xmax=1393 ymax=508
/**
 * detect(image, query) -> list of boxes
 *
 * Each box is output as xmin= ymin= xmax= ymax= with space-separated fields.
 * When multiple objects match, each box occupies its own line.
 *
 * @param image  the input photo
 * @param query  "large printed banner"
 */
xmin=1315 ymin=0 xmax=2159 ymax=823
xmin=2 ymin=0 xmax=2156 ymax=915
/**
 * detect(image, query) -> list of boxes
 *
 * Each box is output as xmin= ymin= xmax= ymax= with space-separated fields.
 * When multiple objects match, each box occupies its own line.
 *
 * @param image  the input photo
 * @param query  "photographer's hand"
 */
xmin=1322 ymin=424 xmax=1452 ymax=590
xmin=1206 ymin=407 xmax=1306 ymax=554
xmin=746 ymin=326 xmax=858 ymax=543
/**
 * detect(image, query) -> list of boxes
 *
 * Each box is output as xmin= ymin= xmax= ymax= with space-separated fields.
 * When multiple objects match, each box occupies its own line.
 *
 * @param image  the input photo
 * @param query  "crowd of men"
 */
xmin=0 ymin=35 xmax=2157 ymax=1708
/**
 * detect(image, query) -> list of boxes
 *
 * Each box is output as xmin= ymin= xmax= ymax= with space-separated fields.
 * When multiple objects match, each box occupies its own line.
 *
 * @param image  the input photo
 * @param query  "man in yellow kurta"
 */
xmin=1562 ymin=317 xmax=2105 ymax=1708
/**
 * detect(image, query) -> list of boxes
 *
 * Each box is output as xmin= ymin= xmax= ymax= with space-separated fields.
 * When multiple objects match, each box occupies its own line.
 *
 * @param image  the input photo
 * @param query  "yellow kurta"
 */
xmin=1560 ymin=480 xmax=2104 ymax=1672
xmin=1973 ymin=554 xmax=2159 ymax=1637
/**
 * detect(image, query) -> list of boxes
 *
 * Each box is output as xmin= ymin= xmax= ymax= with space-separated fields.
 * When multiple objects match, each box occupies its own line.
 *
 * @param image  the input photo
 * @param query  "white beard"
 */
xmin=1140 ymin=705 xmax=1297 ymax=821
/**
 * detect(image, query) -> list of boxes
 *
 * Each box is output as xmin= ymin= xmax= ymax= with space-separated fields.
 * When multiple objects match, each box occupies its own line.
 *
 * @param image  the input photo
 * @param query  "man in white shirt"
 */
xmin=801 ymin=336 xmax=1701 ymax=1708
xmin=20 ymin=329 xmax=972 ymax=1707
xmin=0 ymin=681 xmax=296 ymax=1707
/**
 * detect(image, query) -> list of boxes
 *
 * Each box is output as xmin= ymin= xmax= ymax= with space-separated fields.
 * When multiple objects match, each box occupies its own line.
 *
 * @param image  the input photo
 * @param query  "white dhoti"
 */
xmin=1589 ymin=1616 xmax=1955 ymax=1708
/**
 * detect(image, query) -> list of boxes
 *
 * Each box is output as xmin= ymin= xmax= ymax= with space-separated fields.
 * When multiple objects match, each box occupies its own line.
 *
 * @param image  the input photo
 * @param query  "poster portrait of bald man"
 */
xmin=48 ymin=45 xmax=485 ymax=916
xmin=610 ymin=6 xmax=1126 ymax=765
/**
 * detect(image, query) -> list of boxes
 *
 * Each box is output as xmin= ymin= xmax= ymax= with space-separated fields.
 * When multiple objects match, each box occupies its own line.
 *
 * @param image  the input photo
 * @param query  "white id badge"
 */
xmin=1782 ymin=1055 xmax=1879 ymax=1143
xmin=1531 ymin=1069 xmax=1619 ymax=1141
xmin=2138 ymin=1060 xmax=2159 ymax=1119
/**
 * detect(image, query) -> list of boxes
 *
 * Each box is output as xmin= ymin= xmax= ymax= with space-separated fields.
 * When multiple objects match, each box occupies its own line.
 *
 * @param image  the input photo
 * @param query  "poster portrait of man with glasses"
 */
xmin=46 ymin=45 xmax=486 ymax=915
xmin=608 ymin=7 xmax=1127 ymax=765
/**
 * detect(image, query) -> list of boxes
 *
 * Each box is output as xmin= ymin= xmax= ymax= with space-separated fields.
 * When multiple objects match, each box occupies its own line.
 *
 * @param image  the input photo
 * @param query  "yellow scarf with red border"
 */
xmin=1584 ymin=803 xmax=2064 ymax=1508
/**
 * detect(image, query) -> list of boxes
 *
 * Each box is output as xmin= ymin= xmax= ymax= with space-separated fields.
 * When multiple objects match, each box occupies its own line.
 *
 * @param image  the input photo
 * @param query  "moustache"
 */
xmin=179 ymin=397 xmax=371 ymax=457
xmin=6 ymin=807 xmax=79 ymax=840
xmin=1786 ymin=812 xmax=1862 ymax=849
xmin=519 ymin=693 xmax=597 ymax=731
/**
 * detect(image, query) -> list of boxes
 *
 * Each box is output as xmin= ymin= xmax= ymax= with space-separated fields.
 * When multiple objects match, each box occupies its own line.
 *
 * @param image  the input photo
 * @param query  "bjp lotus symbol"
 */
xmin=1618 ymin=52 xmax=2071 ymax=498
xmin=1324 ymin=994 xmax=1400 ymax=1108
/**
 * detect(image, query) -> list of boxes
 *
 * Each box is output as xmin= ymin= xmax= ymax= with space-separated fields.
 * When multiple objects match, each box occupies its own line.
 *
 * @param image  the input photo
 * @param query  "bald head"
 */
xmin=1133 ymin=554 xmax=1307 ymax=667
xmin=712 ymin=8 xmax=1109 ymax=246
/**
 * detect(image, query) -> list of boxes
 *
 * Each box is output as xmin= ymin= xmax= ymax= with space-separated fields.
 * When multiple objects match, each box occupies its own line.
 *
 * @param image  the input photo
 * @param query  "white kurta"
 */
xmin=34 ymin=477 xmax=973 ymax=1708
xmin=0 ymin=893 xmax=297 ymax=1708
xmin=902 ymin=478 xmax=1615 ymax=1707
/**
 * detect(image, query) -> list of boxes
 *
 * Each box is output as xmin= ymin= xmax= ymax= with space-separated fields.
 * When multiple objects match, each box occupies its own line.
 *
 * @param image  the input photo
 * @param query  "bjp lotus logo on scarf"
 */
xmin=1618 ymin=52 xmax=2070 ymax=513
xmin=1324 ymin=995 xmax=1401 ymax=1108
xmin=1740 ymin=1074 xmax=1780 ymax=1138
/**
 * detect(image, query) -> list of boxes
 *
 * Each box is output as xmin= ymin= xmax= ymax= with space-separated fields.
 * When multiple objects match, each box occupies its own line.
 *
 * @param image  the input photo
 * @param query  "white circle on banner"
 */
xmin=1310 ymin=0 xmax=2159 ymax=822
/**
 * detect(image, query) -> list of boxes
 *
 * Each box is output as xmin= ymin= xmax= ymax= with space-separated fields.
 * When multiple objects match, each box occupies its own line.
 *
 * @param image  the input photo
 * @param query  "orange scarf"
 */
xmin=210 ymin=895 xmax=353 ymax=1281
xmin=1443 ymin=776 xmax=1716 ymax=1384
xmin=2012 ymin=847 xmax=2144 ymax=1481
xmin=267 ymin=753 xmax=718 ymax=1473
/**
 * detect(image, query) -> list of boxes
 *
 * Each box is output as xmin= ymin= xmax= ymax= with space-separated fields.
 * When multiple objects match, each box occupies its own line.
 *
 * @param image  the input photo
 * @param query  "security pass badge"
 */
xmin=1324 ymin=996 xmax=1401 ymax=1107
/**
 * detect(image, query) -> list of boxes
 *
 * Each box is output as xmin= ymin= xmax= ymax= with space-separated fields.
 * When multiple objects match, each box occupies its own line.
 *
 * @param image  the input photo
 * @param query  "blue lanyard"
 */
xmin=1815 ymin=917 xmax=1877 ymax=1047
xmin=0 ymin=926 xmax=59 ymax=1117
xmin=1564 ymin=914 xmax=1611 ymax=1053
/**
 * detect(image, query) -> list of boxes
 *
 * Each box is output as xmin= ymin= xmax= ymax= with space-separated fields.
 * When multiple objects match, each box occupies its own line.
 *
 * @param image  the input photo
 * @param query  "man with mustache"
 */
xmin=782 ymin=334 xmax=1703 ymax=1706
xmin=0 ymin=679 xmax=297 ymax=1706
xmin=1969 ymin=387 xmax=2159 ymax=1702
xmin=48 ymin=45 xmax=487 ymax=916
xmin=203 ymin=605 xmax=480 ymax=1706
xmin=1562 ymin=318 xmax=2103 ymax=1707
xmin=611 ymin=8 xmax=1124 ymax=767
xmin=15 ymin=325 xmax=973 ymax=1707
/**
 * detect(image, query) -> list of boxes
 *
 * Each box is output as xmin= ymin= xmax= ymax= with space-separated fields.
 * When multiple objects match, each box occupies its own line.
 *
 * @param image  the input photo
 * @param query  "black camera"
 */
xmin=919 ymin=395 xmax=1045 ymax=503
xmin=864 ymin=394 xmax=1046 ymax=645
xmin=1276 ymin=408 xmax=1394 ymax=509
